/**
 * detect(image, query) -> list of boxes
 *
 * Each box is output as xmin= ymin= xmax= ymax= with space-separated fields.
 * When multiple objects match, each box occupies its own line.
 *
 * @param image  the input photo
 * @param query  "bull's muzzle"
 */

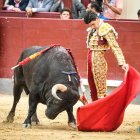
xmin=45 ymin=109 xmax=58 ymax=120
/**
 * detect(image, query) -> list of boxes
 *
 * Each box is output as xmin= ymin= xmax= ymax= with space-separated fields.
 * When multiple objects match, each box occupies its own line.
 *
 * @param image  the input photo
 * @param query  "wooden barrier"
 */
xmin=0 ymin=16 xmax=140 ymax=81
xmin=0 ymin=10 xmax=60 ymax=18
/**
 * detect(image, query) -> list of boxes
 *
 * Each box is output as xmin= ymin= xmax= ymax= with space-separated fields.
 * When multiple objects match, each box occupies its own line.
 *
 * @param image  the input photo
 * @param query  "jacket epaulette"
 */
xmin=98 ymin=23 xmax=118 ymax=38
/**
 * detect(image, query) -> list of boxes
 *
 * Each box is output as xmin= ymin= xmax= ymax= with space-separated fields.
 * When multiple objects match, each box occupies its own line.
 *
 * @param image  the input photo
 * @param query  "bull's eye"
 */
xmin=54 ymin=99 xmax=60 ymax=104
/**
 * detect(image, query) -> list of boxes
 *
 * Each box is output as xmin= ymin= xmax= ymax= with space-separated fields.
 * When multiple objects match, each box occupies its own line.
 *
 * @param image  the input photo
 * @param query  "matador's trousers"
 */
xmin=87 ymin=50 xmax=107 ymax=101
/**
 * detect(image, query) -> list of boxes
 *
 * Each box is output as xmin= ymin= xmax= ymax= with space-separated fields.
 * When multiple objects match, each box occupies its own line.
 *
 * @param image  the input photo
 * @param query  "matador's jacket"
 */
xmin=86 ymin=20 xmax=126 ymax=101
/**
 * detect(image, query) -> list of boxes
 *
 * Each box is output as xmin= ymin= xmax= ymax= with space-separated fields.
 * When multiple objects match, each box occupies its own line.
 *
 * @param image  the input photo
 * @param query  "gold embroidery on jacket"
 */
xmin=104 ymin=31 xmax=126 ymax=65
xmin=87 ymin=22 xmax=126 ymax=65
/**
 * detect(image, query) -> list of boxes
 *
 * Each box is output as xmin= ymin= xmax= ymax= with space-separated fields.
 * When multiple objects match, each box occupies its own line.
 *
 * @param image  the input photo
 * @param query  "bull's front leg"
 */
xmin=23 ymin=94 xmax=38 ymax=128
xmin=66 ymin=107 xmax=76 ymax=129
xmin=31 ymin=112 xmax=40 ymax=125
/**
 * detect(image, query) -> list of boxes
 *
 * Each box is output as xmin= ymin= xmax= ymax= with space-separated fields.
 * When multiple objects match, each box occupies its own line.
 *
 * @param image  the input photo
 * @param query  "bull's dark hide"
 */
xmin=7 ymin=46 xmax=80 ymax=128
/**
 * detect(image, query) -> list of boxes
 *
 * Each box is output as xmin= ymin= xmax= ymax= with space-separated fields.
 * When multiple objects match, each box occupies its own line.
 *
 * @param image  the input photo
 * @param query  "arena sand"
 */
xmin=0 ymin=94 xmax=140 ymax=140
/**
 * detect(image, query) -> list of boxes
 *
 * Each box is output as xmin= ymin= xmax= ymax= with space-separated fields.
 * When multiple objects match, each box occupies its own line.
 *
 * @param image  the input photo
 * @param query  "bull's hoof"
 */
xmin=22 ymin=123 xmax=31 ymax=128
xmin=31 ymin=121 xmax=40 ymax=125
xmin=31 ymin=117 xmax=40 ymax=125
xmin=6 ymin=115 xmax=14 ymax=123
xmin=68 ymin=122 xmax=77 ymax=129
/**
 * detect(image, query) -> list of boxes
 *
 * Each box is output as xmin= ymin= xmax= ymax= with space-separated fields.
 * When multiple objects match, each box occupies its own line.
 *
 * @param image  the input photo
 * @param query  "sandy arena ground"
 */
xmin=0 ymin=93 xmax=140 ymax=140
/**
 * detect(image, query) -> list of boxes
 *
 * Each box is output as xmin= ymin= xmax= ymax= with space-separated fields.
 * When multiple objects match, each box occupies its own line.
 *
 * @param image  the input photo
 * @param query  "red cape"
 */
xmin=77 ymin=66 xmax=140 ymax=132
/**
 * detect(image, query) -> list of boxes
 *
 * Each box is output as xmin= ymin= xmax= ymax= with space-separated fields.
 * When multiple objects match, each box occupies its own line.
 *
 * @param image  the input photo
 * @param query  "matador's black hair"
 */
xmin=84 ymin=11 xmax=98 ymax=24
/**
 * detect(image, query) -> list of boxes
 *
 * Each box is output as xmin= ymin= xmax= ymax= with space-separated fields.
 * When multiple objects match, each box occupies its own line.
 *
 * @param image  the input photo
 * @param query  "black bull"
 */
xmin=7 ymin=46 xmax=81 ymax=128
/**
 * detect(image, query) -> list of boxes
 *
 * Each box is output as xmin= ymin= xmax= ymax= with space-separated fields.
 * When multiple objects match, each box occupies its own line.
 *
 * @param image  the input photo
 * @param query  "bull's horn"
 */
xmin=52 ymin=84 xmax=67 ymax=100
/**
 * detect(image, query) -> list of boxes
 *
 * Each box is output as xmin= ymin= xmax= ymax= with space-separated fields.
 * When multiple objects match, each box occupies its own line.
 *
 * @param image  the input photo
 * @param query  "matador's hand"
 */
xmin=121 ymin=63 xmax=129 ymax=76
xmin=26 ymin=8 xmax=33 ymax=17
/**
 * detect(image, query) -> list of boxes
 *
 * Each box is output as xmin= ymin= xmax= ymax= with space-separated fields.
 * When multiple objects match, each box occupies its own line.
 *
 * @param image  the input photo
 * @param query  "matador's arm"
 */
xmin=104 ymin=31 xmax=126 ymax=66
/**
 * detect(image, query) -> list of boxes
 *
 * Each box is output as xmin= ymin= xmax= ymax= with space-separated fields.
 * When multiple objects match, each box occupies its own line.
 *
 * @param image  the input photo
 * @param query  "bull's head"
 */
xmin=45 ymin=84 xmax=79 ymax=119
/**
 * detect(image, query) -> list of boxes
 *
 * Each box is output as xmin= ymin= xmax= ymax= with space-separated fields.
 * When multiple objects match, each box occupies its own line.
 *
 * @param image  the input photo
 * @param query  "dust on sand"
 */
xmin=0 ymin=94 xmax=140 ymax=140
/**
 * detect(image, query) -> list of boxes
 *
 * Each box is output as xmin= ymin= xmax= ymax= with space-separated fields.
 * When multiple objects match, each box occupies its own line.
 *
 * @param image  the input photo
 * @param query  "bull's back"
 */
xmin=14 ymin=46 xmax=79 ymax=91
xmin=18 ymin=46 xmax=45 ymax=61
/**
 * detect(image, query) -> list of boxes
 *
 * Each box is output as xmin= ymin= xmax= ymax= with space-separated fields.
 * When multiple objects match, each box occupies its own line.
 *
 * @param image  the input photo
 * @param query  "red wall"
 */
xmin=0 ymin=17 xmax=140 ymax=80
